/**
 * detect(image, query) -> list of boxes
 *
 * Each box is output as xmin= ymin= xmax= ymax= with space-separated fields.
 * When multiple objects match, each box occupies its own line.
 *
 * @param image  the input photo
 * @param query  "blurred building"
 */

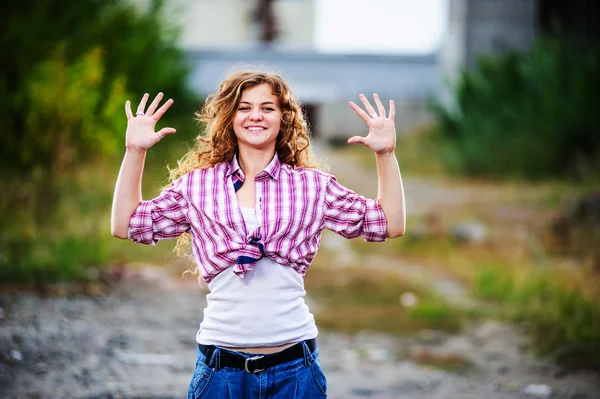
xmin=438 ymin=0 xmax=537 ymax=109
xmin=439 ymin=0 xmax=600 ymax=102
xmin=134 ymin=0 xmax=599 ymax=139
xmin=147 ymin=0 xmax=438 ymax=141
xmin=167 ymin=0 xmax=315 ymax=51
xmin=441 ymin=0 xmax=537 ymax=77
xmin=186 ymin=49 xmax=438 ymax=141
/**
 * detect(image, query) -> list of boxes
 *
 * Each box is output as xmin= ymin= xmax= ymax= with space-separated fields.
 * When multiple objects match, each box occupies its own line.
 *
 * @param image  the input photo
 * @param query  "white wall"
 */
xmin=274 ymin=0 xmax=315 ymax=49
xmin=173 ymin=0 xmax=251 ymax=50
xmin=440 ymin=0 xmax=468 ymax=84
xmin=140 ymin=0 xmax=316 ymax=50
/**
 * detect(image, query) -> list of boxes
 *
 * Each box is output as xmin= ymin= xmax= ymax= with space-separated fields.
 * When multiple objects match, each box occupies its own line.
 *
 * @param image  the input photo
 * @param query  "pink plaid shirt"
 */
xmin=129 ymin=153 xmax=387 ymax=283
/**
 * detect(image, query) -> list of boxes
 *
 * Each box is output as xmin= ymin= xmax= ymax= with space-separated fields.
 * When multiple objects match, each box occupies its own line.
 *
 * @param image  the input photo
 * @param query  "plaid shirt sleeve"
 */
xmin=323 ymin=176 xmax=387 ymax=242
xmin=129 ymin=175 xmax=191 ymax=245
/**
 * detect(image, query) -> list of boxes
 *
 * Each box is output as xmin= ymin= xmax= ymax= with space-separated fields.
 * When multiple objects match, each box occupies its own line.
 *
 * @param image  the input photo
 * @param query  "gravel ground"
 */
xmin=1 ymin=266 xmax=598 ymax=399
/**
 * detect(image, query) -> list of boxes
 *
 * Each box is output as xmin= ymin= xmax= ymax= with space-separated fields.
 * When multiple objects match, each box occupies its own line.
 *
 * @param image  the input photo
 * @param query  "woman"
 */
xmin=111 ymin=71 xmax=406 ymax=398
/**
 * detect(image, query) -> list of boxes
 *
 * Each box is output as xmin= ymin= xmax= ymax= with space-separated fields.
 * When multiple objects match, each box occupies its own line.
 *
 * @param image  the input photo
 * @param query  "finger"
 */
xmin=145 ymin=92 xmax=164 ymax=116
xmin=137 ymin=93 xmax=149 ymax=114
xmin=347 ymin=136 xmax=366 ymax=145
xmin=359 ymin=94 xmax=377 ymax=118
xmin=373 ymin=93 xmax=386 ymax=118
xmin=125 ymin=100 xmax=133 ymax=119
xmin=157 ymin=127 xmax=177 ymax=137
xmin=388 ymin=99 xmax=395 ymax=121
xmin=349 ymin=101 xmax=371 ymax=123
xmin=153 ymin=98 xmax=174 ymax=120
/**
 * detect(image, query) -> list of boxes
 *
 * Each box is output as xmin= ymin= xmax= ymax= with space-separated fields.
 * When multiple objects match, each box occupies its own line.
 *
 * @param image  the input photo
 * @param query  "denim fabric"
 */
xmin=188 ymin=341 xmax=327 ymax=399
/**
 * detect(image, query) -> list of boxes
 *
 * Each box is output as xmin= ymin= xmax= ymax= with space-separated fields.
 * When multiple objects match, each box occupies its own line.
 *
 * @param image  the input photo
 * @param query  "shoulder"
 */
xmin=184 ymin=163 xmax=229 ymax=180
xmin=170 ymin=163 xmax=229 ymax=190
xmin=280 ymin=164 xmax=334 ymax=181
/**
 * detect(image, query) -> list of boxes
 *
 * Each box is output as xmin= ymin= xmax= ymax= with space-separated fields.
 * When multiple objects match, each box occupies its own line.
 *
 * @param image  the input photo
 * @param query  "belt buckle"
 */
xmin=245 ymin=355 xmax=265 ymax=373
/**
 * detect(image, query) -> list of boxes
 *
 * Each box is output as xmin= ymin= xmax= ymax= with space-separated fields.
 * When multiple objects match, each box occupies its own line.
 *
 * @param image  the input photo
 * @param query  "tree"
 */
xmin=0 ymin=0 xmax=196 ymax=281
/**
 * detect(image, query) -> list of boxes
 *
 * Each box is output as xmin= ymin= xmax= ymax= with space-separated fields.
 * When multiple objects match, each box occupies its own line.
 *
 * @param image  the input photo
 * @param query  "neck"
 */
xmin=237 ymin=146 xmax=275 ymax=179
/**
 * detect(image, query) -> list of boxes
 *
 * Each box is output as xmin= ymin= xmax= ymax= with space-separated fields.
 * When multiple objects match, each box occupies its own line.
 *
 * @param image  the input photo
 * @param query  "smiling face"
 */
xmin=232 ymin=83 xmax=282 ymax=154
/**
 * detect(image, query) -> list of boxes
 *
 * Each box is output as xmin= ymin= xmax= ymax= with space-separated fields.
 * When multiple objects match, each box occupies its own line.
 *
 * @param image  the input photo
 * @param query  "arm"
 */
xmin=375 ymin=151 xmax=406 ymax=238
xmin=348 ymin=94 xmax=406 ymax=238
xmin=111 ymin=92 xmax=176 ymax=239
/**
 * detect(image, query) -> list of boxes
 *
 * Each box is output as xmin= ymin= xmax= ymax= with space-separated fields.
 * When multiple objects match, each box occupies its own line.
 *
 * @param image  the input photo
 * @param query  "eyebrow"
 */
xmin=239 ymin=101 xmax=278 ymax=106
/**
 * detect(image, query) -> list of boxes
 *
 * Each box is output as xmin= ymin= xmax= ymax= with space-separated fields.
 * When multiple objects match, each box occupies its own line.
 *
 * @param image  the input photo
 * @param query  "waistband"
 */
xmin=198 ymin=338 xmax=317 ymax=373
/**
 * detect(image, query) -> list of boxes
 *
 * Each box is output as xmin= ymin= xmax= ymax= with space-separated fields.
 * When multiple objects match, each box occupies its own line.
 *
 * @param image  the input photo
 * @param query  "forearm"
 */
xmin=111 ymin=148 xmax=147 ymax=239
xmin=376 ymin=151 xmax=406 ymax=238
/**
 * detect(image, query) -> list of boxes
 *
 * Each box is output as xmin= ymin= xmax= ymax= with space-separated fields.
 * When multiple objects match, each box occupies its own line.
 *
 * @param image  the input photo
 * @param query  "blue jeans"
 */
xmin=188 ymin=340 xmax=327 ymax=399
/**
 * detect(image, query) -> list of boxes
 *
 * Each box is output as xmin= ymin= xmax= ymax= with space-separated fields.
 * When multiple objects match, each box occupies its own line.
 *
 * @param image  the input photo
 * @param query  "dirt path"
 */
xmin=1 ymin=144 xmax=599 ymax=398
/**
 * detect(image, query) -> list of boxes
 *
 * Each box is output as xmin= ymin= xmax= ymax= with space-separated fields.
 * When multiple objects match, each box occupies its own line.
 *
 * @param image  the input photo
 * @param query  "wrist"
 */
xmin=125 ymin=146 xmax=147 ymax=156
xmin=375 ymin=148 xmax=396 ymax=156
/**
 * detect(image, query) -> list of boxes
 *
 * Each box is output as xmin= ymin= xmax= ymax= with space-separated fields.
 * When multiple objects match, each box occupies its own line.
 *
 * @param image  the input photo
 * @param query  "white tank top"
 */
xmin=196 ymin=207 xmax=318 ymax=347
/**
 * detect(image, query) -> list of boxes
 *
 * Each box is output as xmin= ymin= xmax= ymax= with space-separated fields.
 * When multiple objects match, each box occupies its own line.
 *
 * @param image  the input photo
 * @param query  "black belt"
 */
xmin=198 ymin=338 xmax=317 ymax=373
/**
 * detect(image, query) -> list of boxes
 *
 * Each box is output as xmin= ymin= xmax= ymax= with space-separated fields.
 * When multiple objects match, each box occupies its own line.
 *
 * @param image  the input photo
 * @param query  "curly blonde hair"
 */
xmin=169 ymin=70 xmax=324 ymax=281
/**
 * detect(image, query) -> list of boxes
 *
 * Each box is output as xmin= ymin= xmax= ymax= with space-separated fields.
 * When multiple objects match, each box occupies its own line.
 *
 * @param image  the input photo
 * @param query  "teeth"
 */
xmin=247 ymin=127 xmax=265 ymax=131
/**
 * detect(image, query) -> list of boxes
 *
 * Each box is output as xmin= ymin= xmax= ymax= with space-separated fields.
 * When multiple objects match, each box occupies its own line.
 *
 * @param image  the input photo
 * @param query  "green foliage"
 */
xmin=305 ymin=266 xmax=468 ymax=335
xmin=472 ymin=265 xmax=515 ymax=301
xmin=23 ymin=47 xmax=126 ymax=174
xmin=432 ymin=38 xmax=600 ymax=180
xmin=472 ymin=265 xmax=600 ymax=365
xmin=1 ymin=0 xmax=196 ymax=174
xmin=0 ymin=0 xmax=199 ymax=282
xmin=409 ymin=299 xmax=463 ymax=332
xmin=0 ymin=235 xmax=109 ymax=283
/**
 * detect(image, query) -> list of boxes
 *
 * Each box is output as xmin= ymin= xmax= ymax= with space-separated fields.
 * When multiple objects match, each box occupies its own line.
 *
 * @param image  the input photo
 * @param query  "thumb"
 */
xmin=347 ymin=136 xmax=366 ymax=145
xmin=157 ymin=127 xmax=177 ymax=136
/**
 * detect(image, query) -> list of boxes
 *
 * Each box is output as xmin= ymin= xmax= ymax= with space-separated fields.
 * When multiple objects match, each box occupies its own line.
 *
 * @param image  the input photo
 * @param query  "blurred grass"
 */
xmin=403 ymin=350 xmax=475 ymax=373
xmin=98 ymin=137 xmax=199 ymax=265
xmin=472 ymin=265 xmax=600 ymax=368
xmin=325 ymin=132 xmax=600 ymax=366
xmin=331 ymin=127 xmax=448 ymax=178
xmin=0 ymin=131 xmax=196 ymax=283
xmin=388 ymin=127 xmax=448 ymax=177
xmin=345 ymin=206 xmax=600 ymax=368
xmin=305 ymin=252 xmax=471 ymax=335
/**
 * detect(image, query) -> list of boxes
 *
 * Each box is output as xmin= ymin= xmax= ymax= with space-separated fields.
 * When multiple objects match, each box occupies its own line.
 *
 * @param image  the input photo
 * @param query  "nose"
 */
xmin=249 ymin=108 xmax=262 ymax=120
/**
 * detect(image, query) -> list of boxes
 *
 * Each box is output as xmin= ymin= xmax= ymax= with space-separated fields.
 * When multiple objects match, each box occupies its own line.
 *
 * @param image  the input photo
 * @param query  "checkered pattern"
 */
xmin=129 ymin=153 xmax=387 ymax=283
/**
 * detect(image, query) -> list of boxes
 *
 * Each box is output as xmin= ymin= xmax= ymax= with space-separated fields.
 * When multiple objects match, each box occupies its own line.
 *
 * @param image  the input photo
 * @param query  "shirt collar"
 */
xmin=226 ymin=152 xmax=282 ymax=181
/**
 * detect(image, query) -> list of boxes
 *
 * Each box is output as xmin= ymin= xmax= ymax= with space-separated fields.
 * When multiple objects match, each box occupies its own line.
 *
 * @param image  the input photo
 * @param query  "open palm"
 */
xmin=125 ymin=92 xmax=176 ymax=151
xmin=348 ymin=93 xmax=396 ymax=154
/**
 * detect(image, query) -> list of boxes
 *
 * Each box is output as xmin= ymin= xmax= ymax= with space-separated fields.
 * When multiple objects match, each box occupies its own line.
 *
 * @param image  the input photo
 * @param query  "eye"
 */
xmin=263 ymin=107 xmax=275 ymax=112
xmin=238 ymin=106 xmax=250 ymax=111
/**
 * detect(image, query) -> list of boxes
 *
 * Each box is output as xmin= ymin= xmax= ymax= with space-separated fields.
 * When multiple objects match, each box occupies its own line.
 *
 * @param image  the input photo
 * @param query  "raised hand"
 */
xmin=348 ymin=93 xmax=396 ymax=154
xmin=125 ymin=93 xmax=176 ymax=151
